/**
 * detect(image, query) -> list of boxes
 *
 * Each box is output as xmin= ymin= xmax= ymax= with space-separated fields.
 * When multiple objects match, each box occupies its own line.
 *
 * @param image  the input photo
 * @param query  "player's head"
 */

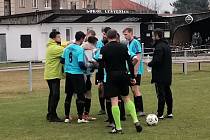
xmin=75 ymin=31 xmax=86 ymax=45
xmin=153 ymin=28 xmax=163 ymax=41
xmin=49 ymin=31 xmax=61 ymax=43
xmin=107 ymin=29 xmax=118 ymax=42
xmin=102 ymin=27 xmax=111 ymax=40
xmin=86 ymin=30 xmax=96 ymax=37
xmin=116 ymin=33 xmax=120 ymax=43
xmin=123 ymin=27 xmax=134 ymax=41
xmin=87 ymin=36 xmax=98 ymax=45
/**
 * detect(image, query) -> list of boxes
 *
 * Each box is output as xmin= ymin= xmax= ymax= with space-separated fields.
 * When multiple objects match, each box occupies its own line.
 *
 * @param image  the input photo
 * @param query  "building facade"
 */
xmin=0 ymin=0 xmax=153 ymax=16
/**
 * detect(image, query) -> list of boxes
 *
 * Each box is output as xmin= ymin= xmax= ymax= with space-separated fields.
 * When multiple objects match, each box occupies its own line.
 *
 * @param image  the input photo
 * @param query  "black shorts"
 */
xmin=85 ymin=75 xmax=92 ymax=91
xmin=95 ymin=72 xmax=100 ymax=85
xmin=129 ymin=74 xmax=141 ymax=86
xmin=65 ymin=73 xmax=86 ymax=95
xmin=104 ymin=71 xmax=130 ymax=98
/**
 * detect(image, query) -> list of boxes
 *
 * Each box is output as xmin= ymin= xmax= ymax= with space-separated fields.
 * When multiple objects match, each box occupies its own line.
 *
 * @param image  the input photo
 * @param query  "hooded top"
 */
xmin=44 ymin=39 xmax=64 ymax=80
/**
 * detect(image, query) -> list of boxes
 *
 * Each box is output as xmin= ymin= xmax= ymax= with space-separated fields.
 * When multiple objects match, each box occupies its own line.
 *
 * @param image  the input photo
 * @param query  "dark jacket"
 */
xmin=148 ymin=39 xmax=172 ymax=85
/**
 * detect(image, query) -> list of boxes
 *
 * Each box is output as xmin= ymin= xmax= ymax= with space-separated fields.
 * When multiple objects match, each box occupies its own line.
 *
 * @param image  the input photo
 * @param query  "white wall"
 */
xmin=0 ymin=25 xmax=41 ymax=61
xmin=40 ymin=22 xmax=141 ymax=42
xmin=0 ymin=22 xmax=140 ymax=61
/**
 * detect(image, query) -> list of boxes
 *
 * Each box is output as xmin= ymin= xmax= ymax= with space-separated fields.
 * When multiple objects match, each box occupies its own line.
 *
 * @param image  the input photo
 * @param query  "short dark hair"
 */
xmin=87 ymin=30 xmax=96 ymax=36
xmin=49 ymin=31 xmax=60 ymax=39
xmin=88 ymin=36 xmax=98 ymax=44
xmin=75 ymin=31 xmax=86 ymax=41
xmin=123 ymin=28 xmax=133 ymax=33
xmin=102 ymin=27 xmax=111 ymax=34
xmin=154 ymin=28 xmax=163 ymax=39
xmin=107 ymin=29 xmax=118 ymax=40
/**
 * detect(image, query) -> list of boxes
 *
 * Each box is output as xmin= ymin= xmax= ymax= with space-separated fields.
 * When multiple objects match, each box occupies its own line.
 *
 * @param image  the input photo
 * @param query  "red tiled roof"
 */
xmin=112 ymin=0 xmax=153 ymax=12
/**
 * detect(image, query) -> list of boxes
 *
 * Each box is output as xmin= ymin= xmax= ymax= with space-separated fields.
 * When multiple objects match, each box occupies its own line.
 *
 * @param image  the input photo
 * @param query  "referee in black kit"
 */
xmin=98 ymin=29 xmax=142 ymax=134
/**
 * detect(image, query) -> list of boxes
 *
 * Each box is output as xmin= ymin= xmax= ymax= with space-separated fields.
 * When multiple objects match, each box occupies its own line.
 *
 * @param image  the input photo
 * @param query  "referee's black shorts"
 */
xmin=104 ymin=71 xmax=129 ymax=98
xmin=65 ymin=73 xmax=86 ymax=95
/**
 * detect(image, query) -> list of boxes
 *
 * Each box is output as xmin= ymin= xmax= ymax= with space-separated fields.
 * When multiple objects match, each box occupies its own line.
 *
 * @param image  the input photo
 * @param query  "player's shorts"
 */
xmin=104 ymin=71 xmax=129 ymax=98
xmin=85 ymin=75 xmax=92 ymax=91
xmin=129 ymin=74 xmax=141 ymax=86
xmin=95 ymin=72 xmax=100 ymax=85
xmin=65 ymin=73 xmax=86 ymax=95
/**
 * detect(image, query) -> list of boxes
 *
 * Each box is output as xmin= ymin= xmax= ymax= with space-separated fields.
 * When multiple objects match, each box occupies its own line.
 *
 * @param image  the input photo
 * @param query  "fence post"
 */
xmin=142 ymin=43 xmax=144 ymax=59
xmin=29 ymin=61 xmax=32 ymax=92
xmin=184 ymin=50 xmax=188 ymax=75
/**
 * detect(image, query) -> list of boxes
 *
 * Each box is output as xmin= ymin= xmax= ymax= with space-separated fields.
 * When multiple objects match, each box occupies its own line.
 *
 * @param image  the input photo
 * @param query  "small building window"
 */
xmin=66 ymin=28 xmax=72 ymax=41
xmin=44 ymin=0 xmax=50 ymax=8
xmin=21 ymin=35 xmax=32 ymax=48
xmin=32 ymin=0 xmax=38 ymax=8
xmin=19 ymin=0 xmax=25 ymax=8
xmin=52 ymin=28 xmax=59 ymax=32
xmin=82 ymin=0 xmax=87 ymax=9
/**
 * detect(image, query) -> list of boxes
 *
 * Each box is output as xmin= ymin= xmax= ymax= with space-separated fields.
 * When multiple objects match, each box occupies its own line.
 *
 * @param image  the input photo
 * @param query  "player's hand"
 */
xmin=90 ymin=61 xmax=99 ymax=68
xmin=98 ymin=82 xmax=104 ymax=88
xmin=132 ymin=57 xmax=138 ymax=65
xmin=130 ymin=78 xmax=136 ymax=85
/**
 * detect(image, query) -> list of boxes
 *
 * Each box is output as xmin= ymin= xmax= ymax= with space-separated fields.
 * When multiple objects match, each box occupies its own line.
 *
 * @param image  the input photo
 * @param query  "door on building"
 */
xmin=0 ymin=34 xmax=7 ymax=62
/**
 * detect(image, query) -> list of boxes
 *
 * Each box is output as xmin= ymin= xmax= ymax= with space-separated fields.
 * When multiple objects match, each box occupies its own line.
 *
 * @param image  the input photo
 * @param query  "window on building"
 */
xmin=32 ymin=0 xmax=38 ymax=8
xmin=19 ymin=0 xmax=25 ymax=8
xmin=52 ymin=28 xmax=59 ymax=32
xmin=21 ymin=35 xmax=32 ymax=48
xmin=82 ymin=0 xmax=87 ymax=9
xmin=44 ymin=0 xmax=50 ymax=8
xmin=70 ymin=2 xmax=76 ymax=10
xmin=66 ymin=28 xmax=72 ymax=41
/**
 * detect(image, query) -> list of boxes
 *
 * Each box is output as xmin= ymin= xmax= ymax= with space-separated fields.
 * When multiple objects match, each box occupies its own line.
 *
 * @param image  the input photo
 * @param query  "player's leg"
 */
xmin=165 ymin=85 xmax=173 ymax=118
xmin=111 ymin=96 xmax=122 ymax=131
xmin=64 ymin=74 xmax=73 ymax=123
xmin=155 ymin=84 xmax=166 ymax=119
xmin=98 ymin=83 xmax=106 ymax=115
xmin=122 ymin=95 xmax=142 ymax=132
xmin=74 ymin=74 xmax=88 ymax=123
xmin=106 ymin=98 xmax=115 ymax=127
xmin=118 ymin=96 xmax=126 ymax=121
xmin=46 ymin=80 xmax=53 ymax=120
xmin=49 ymin=79 xmax=62 ymax=122
xmin=84 ymin=75 xmax=92 ymax=115
xmin=131 ymin=75 xmax=145 ymax=116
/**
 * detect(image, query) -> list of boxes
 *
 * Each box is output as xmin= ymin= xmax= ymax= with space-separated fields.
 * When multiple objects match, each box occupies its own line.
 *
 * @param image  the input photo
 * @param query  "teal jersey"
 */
xmin=127 ymin=39 xmax=144 ymax=75
xmin=94 ymin=39 xmax=107 ymax=82
xmin=96 ymin=39 xmax=104 ymax=49
xmin=62 ymin=44 xmax=85 ymax=74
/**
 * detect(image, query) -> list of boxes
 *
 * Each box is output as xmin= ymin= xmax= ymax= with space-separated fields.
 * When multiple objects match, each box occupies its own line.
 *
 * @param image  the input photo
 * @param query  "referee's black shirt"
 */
xmin=99 ymin=41 xmax=135 ymax=79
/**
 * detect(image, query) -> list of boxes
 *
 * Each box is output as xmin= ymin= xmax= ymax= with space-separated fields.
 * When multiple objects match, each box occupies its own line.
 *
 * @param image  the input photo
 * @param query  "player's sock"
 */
xmin=125 ymin=100 xmax=139 ymax=123
xmin=99 ymin=97 xmax=105 ymax=111
xmin=135 ymin=96 xmax=144 ymax=112
xmin=84 ymin=98 xmax=91 ymax=115
xmin=76 ymin=99 xmax=85 ymax=120
xmin=134 ymin=96 xmax=139 ymax=112
xmin=112 ymin=105 xmax=121 ymax=130
xmin=139 ymin=96 xmax=144 ymax=112
xmin=106 ymin=100 xmax=114 ymax=123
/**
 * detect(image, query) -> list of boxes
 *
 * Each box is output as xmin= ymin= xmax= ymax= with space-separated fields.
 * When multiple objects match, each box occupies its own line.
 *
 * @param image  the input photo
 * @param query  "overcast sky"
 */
xmin=132 ymin=0 xmax=176 ymax=13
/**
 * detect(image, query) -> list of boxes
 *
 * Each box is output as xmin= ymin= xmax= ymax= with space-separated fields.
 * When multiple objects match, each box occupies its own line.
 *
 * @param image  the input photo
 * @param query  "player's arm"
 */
xmin=148 ymin=46 xmax=163 ymax=67
xmin=60 ymin=49 xmax=66 ymax=64
xmin=78 ymin=49 xmax=87 ymax=71
xmin=97 ymin=48 xmax=105 ymax=83
xmin=53 ymin=45 xmax=64 ymax=58
xmin=125 ymin=48 xmax=135 ymax=79
xmin=132 ymin=41 xmax=142 ymax=76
